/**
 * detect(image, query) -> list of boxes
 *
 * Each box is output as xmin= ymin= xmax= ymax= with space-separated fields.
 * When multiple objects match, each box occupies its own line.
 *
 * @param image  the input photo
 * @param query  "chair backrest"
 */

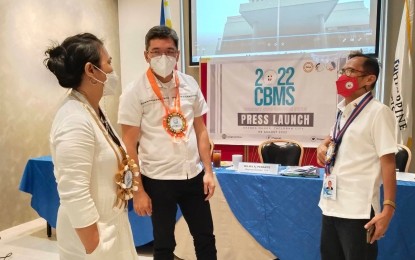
xmin=396 ymin=144 xmax=412 ymax=172
xmin=258 ymin=139 xmax=304 ymax=166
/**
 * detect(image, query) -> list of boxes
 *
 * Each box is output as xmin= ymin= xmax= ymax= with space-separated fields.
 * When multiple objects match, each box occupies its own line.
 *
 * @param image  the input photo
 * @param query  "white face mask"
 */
xmin=150 ymin=54 xmax=176 ymax=78
xmin=92 ymin=65 xmax=119 ymax=96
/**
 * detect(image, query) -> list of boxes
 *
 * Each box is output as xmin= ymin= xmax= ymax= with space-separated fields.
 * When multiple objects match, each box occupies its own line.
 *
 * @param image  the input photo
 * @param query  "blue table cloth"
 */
xmin=215 ymin=168 xmax=415 ymax=260
xmin=19 ymin=156 xmax=59 ymax=227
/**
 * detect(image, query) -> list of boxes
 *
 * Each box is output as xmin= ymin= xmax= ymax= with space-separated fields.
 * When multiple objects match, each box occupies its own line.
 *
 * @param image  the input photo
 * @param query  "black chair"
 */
xmin=396 ymin=144 xmax=412 ymax=172
xmin=258 ymin=139 xmax=304 ymax=166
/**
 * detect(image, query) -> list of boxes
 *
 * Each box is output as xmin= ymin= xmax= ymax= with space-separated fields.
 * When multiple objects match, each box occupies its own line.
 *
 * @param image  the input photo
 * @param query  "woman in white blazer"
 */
xmin=44 ymin=33 xmax=139 ymax=260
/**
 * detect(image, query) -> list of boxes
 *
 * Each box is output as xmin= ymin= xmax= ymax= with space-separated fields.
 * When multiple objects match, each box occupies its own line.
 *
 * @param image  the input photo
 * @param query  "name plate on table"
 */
xmin=237 ymin=162 xmax=279 ymax=174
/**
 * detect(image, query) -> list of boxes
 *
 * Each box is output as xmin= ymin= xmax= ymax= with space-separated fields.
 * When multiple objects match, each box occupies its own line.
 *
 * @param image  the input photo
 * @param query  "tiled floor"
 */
xmin=0 ymin=218 xmax=154 ymax=260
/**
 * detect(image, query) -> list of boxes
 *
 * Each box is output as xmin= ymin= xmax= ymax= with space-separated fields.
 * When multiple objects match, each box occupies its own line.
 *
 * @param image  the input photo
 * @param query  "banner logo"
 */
xmin=254 ymin=67 xmax=295 ymax=106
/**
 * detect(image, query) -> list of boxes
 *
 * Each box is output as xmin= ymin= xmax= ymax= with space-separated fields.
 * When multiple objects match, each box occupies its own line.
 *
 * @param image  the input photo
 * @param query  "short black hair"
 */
xmin=348 ymin=51 xmax=380 ymax=89
xmin=44 ymin=33 xmax=103 ymax=89
xmin=348 ymin=51 xmax=380 ymax=77
xmin=145 ymin=25 xmax=179 ymax=51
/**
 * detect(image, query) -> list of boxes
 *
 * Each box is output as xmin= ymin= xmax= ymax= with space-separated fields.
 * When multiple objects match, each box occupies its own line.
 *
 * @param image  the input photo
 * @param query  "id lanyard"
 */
xmin=146 ymin=68 xmax=188 ymax=141
xmin=325 ymin=92 xmax=373 ymax=174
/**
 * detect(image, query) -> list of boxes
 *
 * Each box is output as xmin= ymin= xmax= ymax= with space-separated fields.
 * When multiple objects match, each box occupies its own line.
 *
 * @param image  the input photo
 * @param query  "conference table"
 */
xmin=20 ymin=156 xmax=415 ymax=260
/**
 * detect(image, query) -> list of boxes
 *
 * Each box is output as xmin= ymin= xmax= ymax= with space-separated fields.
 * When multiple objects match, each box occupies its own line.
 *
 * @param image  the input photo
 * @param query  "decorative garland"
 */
xmin=114 ymin=152 xmax=140 ymax=209
xmin=146 ymin=69 xmax=189 ymax=142
xmin=70 ymin=91 xmax=140 ymax=210
xmin=163 ymin=110 xmax=187 ymax=138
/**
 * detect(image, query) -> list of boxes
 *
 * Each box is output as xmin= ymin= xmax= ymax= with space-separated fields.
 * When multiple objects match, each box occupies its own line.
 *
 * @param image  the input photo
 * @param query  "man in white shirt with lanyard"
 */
xmin=316 ymin=52 xmax=397 ymax=260
xmin=118 ymin=25 xmax=217 ymax=260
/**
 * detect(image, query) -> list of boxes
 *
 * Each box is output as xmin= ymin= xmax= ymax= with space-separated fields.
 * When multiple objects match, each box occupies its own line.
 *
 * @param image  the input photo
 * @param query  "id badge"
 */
xmin=323 ymin=175 xmax=337 ymax=200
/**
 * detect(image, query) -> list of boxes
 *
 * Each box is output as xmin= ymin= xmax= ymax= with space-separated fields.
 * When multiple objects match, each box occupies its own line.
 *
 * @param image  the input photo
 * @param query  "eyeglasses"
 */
xmin=338 ymin=68 xmax=367 ymax=77
xmin=147 ymin=49 xmax=178 ymax=57
xmin=0 ymin=252 xmax=12 ymax=259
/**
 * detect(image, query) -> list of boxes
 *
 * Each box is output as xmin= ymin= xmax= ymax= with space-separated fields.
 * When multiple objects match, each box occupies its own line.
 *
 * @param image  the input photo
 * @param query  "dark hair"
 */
xmin=44 ymin=33 xmax=103 ymax=89
xmin=145 ymin=25 xmax=179 ymax=51
xmin=348 ymin=51 xmax=380 ymax=88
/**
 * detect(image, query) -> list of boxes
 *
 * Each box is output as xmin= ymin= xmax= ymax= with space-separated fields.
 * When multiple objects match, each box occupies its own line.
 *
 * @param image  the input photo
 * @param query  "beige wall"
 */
xmin=118 ymin=0 xmax=182 ymax=88
xmin=0 ymin=0 xmax=120 ymax=231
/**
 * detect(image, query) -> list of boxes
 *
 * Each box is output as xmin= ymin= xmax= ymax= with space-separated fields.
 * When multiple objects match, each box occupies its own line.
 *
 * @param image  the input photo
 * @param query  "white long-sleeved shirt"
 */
xmin=50 ymin=90 xmax=137 ymax=260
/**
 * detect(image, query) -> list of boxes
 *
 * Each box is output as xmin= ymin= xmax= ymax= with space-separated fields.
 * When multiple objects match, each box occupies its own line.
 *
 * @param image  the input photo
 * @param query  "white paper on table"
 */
xmin=396 ymin=172 xmax=415 ymax=182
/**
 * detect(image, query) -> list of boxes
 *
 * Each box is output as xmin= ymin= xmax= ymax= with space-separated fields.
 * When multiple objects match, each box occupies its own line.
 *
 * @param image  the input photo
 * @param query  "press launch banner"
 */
xmin=206 ymin=53 xmax=346 ymax=147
